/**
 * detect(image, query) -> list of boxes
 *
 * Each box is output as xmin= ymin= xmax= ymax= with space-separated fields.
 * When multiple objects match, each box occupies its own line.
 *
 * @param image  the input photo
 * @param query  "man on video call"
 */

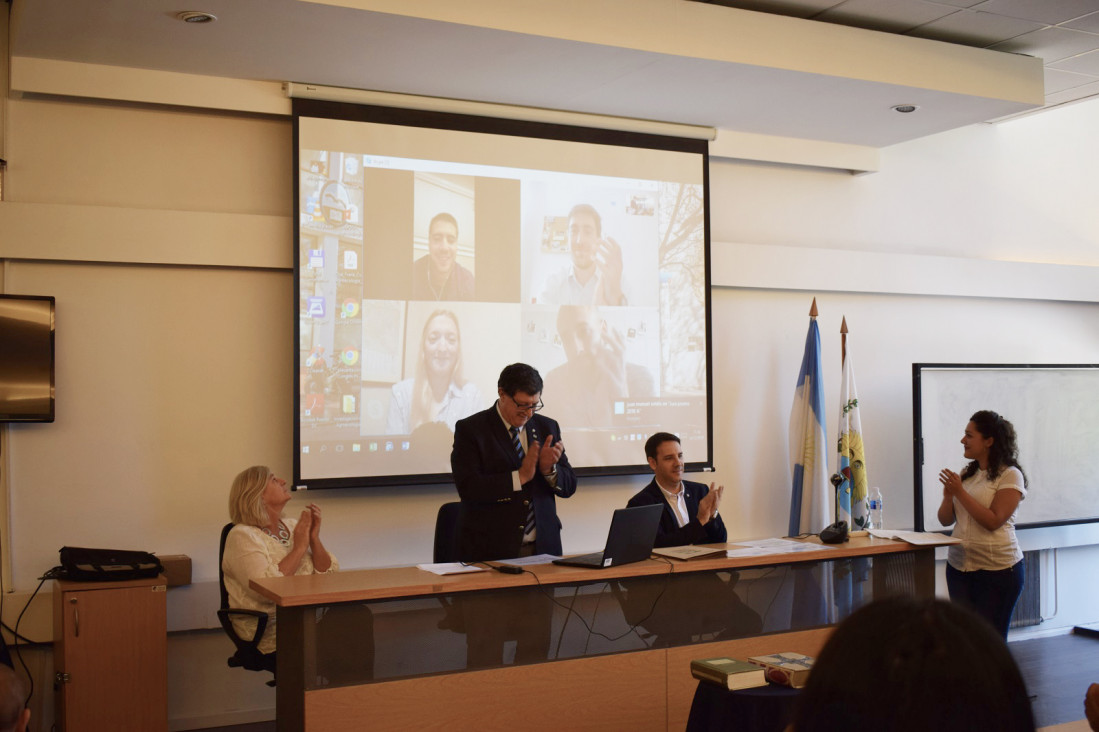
xmin=544 ymin=305 xmax=656 ymax=431
xmin=412 ymin=212 xmax=475 ymax=301
xmin=539 ymin=203 xmax=627 ymax=307
xmin=449 ymin=362 xmax=577 ymax=667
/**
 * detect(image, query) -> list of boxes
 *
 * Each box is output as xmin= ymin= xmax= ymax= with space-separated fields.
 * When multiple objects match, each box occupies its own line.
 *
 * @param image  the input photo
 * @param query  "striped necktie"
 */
xmin=511 ymin=426 xmax=536 ymax=536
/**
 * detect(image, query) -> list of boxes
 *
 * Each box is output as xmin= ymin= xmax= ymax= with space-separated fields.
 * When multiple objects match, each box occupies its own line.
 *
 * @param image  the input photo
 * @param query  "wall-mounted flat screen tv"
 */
xmin=0 ymin=294 xmax=56 ymax=423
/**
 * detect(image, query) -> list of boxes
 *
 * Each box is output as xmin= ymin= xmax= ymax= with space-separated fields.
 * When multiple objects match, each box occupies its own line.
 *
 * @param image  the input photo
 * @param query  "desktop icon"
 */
xmin=341 ymin=299 xmax=360 ymax=318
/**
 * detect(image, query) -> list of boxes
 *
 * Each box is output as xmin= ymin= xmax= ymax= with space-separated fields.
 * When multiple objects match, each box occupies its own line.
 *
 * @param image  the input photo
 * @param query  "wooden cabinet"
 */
xmin=53 ymin=576 xmax=167 ymax=732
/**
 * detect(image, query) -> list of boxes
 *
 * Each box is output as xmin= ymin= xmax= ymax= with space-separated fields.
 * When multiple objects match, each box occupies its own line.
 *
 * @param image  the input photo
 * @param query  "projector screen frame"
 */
xmin=292 ymin=98 xmax=713 ymax=490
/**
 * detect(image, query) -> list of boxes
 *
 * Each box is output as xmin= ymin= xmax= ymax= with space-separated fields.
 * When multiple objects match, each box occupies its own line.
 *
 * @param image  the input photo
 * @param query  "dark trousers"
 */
xmin=946 ymin=560 xmax=1025 ymax=639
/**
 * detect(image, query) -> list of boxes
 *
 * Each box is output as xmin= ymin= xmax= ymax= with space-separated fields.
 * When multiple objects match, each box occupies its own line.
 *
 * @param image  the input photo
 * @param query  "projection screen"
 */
xmin=294 ymin=99 xmax=712 ymax=489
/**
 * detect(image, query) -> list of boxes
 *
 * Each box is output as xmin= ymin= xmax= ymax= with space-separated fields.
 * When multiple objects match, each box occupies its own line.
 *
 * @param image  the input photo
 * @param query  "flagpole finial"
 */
xmin=809 ymin=297 xmax=818 ymax=318
xmin=840 ymin=316 xmax=848 ymax=365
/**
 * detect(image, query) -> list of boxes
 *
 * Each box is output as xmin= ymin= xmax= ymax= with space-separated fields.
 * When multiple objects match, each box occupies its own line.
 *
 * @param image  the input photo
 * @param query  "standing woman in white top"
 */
xmin=937 ymin=410 xmax=1028 ymax=639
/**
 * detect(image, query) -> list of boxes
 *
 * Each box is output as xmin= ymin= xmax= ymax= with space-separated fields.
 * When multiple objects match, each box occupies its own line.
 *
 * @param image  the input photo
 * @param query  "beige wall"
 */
xmin=2 ymin=90 xmax=1098 ymax=728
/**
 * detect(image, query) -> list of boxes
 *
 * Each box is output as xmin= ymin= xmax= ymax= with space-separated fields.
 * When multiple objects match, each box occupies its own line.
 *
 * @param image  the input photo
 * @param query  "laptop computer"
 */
xmin=552 ymin=504 xmax=664 ymax=569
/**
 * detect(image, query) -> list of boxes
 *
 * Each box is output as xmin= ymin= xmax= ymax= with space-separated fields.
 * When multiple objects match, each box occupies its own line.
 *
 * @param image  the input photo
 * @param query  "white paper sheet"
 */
xmin=416 ymin=562 xmax=486 ymax=575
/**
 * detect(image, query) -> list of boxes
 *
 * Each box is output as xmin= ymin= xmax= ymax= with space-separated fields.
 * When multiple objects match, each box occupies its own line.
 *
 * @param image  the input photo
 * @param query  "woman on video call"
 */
xmin=937 ymin=410 xmax=1028 ymax=639
xmin=386 ymin=309 xmax=482 ymax=435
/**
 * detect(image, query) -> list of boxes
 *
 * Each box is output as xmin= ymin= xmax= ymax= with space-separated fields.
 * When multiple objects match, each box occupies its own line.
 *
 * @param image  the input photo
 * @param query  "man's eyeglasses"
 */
xmin=507 ymin=394 xmax=544 ymax=414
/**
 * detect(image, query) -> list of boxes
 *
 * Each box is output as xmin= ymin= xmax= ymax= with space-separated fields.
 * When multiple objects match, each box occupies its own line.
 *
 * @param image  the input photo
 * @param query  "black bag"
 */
xmin=59 ymin=546 xmax=163 ymax=582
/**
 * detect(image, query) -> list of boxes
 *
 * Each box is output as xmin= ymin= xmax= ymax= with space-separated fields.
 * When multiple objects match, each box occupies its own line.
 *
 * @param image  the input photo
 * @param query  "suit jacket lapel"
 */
xmin=646 ymin=480 xmax=680 ymax=531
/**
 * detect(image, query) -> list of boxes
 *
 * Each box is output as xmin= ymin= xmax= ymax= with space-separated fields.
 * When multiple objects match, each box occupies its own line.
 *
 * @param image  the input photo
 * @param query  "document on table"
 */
xmin=496 ymin=554 xmax=561 ymax=566
xmin=416 ymin=562 xmax=486 ymax=575
xmin=869 ymin=529 xmax=962 ymax=546
xmin=726 ymin=537 xmax=837 ymax=558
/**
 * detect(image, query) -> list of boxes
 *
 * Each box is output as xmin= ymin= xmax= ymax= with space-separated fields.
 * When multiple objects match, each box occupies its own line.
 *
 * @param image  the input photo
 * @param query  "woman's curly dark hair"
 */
xmin=960 ymin=410 xmax=1028 ymax=486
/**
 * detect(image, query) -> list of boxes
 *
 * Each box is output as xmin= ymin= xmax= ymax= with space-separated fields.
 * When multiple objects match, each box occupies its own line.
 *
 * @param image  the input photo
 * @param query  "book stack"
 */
xmin=690 ymin=657 xmax=768 ymax=690
xmin=747 ymin=652 xmax=815 ymax=688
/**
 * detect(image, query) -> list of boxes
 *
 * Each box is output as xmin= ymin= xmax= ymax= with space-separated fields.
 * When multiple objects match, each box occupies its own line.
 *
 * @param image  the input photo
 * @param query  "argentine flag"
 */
xmin=789 ymin=314 xmax=831 ymax=536
xmin=836 ymin=342 xmax=869 ymax=530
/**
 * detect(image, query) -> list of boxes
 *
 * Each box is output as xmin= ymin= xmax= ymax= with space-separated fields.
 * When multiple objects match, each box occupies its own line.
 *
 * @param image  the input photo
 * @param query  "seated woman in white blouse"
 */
xmin=222 ymin=465 xmax=371 ymax=679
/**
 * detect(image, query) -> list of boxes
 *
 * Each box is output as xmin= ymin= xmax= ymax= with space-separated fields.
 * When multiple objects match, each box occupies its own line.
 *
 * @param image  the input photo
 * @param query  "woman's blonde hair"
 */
xmin=229 ymin=465 xmax=274 ymax=527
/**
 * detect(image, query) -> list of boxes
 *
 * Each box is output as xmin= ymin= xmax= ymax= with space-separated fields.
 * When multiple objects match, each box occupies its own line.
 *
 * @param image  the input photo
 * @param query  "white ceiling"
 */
xmin=8 ymin=0 xmax=1099 ymax=148
xmin=700 ymin=0 xmax=1099 ymax=109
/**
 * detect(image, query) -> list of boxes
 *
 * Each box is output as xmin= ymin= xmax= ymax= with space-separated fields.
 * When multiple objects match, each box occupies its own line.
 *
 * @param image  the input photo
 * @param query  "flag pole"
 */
xmin=837 ymin=316 xmax=848 ymax=522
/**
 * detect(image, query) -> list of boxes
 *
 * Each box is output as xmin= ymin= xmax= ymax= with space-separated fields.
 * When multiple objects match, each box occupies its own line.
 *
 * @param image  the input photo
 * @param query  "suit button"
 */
xmin=523 ymin=500 xmax=530 ymax=506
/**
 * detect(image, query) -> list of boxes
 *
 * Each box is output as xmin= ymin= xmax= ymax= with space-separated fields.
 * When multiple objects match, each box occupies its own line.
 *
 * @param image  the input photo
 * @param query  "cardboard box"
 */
xmin=158 ymin=554 xmax=192 ymax=587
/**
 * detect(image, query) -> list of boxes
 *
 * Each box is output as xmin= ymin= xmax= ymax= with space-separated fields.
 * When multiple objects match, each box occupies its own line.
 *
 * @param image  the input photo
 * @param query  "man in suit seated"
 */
xmin=627 ymin=431 xmax=725 ymax=546
xmin=449 ymin=362 xmax=578 ymax=666
xmin=618 ymin=432 xmax=761 ymax=646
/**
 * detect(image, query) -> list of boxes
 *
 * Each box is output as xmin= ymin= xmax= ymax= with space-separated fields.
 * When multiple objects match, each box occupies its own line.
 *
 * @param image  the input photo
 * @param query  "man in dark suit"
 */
xmin=627 ymin=431 xmax=725 ymax=547
xmin=449 ymin=363 xmax=577 ymax=667
xmin=619 ymin=432 xmax=760 ymax=645
xmin=451 ymin=362 xmax=577 ymax=561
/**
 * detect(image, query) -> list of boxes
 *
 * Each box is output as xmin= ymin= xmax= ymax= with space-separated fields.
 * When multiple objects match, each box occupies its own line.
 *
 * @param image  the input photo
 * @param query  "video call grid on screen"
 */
xmin=294 ymin=101 xmax=713 ymax=488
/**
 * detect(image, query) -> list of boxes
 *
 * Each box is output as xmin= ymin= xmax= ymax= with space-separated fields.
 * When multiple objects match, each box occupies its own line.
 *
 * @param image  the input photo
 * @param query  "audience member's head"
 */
xmin=0 ymin=664 xmax=30 ymax=732
xmin=789 ymin=596 xmax=1035 ymax=732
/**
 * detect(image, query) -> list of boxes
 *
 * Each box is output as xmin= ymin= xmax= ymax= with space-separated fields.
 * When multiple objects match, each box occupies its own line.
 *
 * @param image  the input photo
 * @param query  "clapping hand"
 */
xmin=698 ymin=483 xmax=724 ymax=525
xmin=538 ymin=435 xmax=564 ymax=475
xmin=292 ymin=509 xmax=313 ymax=546
xmin=939 ymin=469 xmax=963 ymax=497
xmin=306 ymin=503 xmax=322 ymax=542
xmin=596 ymin=236 xmax=624 ymax=306
xmin=519 ymin=439 xmax=541 ymax=484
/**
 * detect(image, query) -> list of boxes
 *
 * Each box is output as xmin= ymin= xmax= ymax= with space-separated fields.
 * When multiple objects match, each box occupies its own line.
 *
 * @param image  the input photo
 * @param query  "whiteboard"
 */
xmin=914 ymin=364 xmax=1099 ymax=531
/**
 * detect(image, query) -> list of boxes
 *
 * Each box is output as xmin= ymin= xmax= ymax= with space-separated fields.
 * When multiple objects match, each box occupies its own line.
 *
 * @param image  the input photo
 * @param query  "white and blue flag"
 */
xmin=788 ymin=311 xmax=831 ymax=536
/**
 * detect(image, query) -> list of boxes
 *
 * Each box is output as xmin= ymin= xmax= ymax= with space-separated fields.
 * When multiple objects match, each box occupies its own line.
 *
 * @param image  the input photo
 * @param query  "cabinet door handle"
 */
xmin=70 ymin=598 xmax=79 ymax=638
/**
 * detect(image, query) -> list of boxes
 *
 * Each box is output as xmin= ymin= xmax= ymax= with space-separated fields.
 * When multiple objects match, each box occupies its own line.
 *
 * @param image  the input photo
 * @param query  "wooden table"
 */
xmin=252 ymin=536 xmax=934 ymax=731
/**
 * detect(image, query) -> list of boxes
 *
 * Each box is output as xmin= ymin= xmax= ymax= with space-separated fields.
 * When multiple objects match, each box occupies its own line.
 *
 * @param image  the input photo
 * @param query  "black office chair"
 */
xmin=217 ymin=522 xmax=276 ymax=685
xmin=433 ymin=502 xmax=465 ymax=631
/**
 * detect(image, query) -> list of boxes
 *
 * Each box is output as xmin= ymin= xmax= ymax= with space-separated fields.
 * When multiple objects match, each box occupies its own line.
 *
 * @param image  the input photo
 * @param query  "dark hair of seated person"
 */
xmin=789 ymin=596 xmax=1035 ymax=732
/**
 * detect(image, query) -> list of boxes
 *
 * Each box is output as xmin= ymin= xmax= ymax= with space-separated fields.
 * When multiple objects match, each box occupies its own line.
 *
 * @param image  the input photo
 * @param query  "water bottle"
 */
xmin=868 ymin=487 xmax=884 ymax=530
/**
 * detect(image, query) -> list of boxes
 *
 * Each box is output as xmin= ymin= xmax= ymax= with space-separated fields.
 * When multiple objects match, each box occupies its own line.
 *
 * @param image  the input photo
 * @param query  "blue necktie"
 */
xmin=511 ymin=427 xmax=536 ymax=536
